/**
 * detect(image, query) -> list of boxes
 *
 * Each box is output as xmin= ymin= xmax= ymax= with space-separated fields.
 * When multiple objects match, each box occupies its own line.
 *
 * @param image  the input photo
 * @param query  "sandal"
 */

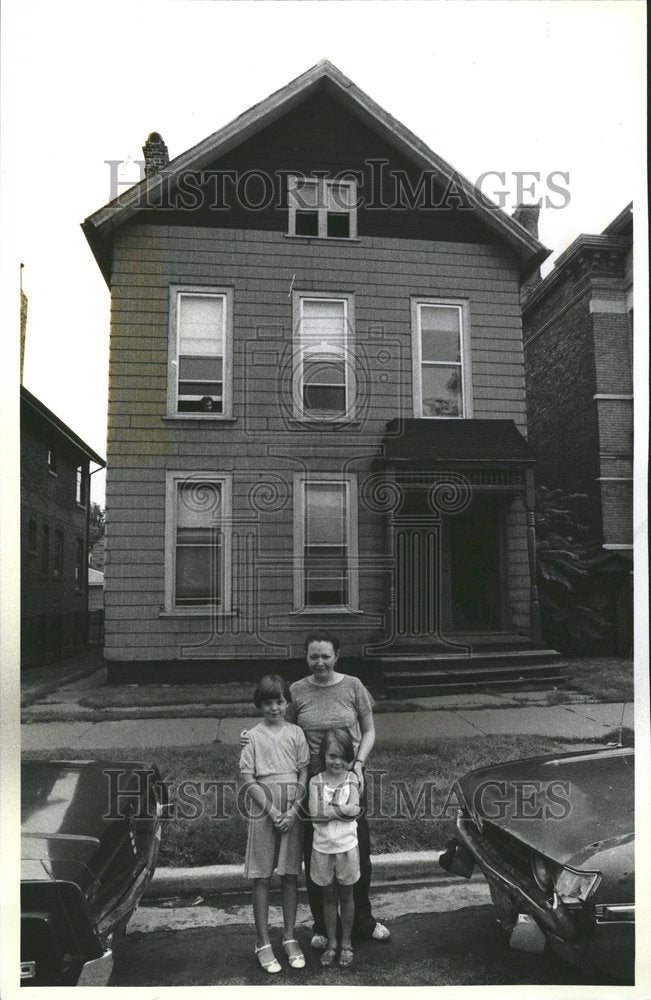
xmin=282 ymin=938 xmax=305 ymax=969
xmin=320 ymin=946 xmax=337 ymax=968
xmin=338 ymin=946 xmax=354 ymax=968
xmin=254 ymin=943 xmax=281 ymax=974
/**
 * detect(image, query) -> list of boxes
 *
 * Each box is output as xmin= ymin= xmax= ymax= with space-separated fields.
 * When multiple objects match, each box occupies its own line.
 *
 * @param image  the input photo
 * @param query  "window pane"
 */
xmin=326 ymin=182 xmax=353 ymax=212
xmin=293 ymin=179 xmax=318 ymax=209
xmin=177 ymin=483 xmax=222 ymax=527
xmin=420 ymin=305 xmax=461 ymax=363
xmin=175 ymin=543 xmax=221 ymax=605
xmin=327 ymin=213 xmax=349 ymax=238
xmin=305 ymin=483 xmax=346 ymax=545
xmin=305 ymin=568 xmax=348 ymax=606
xmin=301 ymin=299 xmax=345 ymax=348
xmin=41 ymin=527 xmax=49 ymax=574
xmin=53 ymin=531 xmax=64 ymax=576
xmin=175 ymin=483 xmax=222 ymax=606
xmin=303 ymin=385 xmax=346 ymax=412
xmin=179 ymin=295 xmax=224 ymax=356
xmin=421 ymin=365 xmax=463 ymax=417
xmin=296 ymin=211 xmax=318 ymax=236
xmin=303 ymin=357 xmax=345 ymax=386
xmin=179 ymin=356 xmax=223 ymax=381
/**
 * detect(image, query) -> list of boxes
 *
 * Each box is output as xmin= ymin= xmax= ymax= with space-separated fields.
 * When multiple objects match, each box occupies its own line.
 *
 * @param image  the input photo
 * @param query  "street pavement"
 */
xmin=110 ymin=879 xmax=620 ymax=987
xmin=21 ymin=699 xmax=634 ymax=750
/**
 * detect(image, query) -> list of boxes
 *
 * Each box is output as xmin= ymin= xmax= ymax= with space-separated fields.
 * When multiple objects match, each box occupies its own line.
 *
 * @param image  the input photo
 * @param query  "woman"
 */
xmin=286 ymin=630 xmax=390 ymax=949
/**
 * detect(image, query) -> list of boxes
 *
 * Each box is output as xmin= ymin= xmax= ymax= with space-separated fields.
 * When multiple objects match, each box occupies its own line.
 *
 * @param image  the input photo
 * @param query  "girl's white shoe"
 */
xmin=283 ymin=938 xmax=306 ymax=969
xmin=255 ymin=943 xmax=281 ymax=974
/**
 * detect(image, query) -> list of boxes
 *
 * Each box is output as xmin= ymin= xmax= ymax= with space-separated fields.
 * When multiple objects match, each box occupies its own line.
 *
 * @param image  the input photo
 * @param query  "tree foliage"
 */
xmin=535 ymin=486 xmax=610 ymax=649
xmin=89 ymin=502 xmax=106 ymax=546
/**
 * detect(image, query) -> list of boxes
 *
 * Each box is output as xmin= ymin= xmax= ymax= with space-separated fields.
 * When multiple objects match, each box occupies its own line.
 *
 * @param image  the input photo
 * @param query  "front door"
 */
xmin=393 ymin=500 xmax=507 ymax=639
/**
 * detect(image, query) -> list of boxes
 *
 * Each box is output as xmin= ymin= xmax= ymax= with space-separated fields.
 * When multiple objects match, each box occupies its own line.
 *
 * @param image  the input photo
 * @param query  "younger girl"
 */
xmin=308 ymin=728 xmax=361 ymax=969
xmin=239 ymin=675 xmax=310 ymax=974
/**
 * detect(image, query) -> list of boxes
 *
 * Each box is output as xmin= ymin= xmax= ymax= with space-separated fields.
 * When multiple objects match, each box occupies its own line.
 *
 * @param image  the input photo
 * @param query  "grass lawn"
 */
xmin=560 ymin=657 xmax=634 ymax=703
xmin=23 ymin=734 xmax=597 ymax=867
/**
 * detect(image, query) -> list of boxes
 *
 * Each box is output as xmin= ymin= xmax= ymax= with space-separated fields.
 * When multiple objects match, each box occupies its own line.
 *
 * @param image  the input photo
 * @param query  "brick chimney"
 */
xmin=513 ymin=202 xmax=542 ymax=300
xmin=142 ymin=132 xmax=169 ymax=177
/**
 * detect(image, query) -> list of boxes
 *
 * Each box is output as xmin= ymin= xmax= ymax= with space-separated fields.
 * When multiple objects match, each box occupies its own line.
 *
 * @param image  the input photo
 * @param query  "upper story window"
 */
xmin=47 ymin=449 xmax=58 ymax=475
xmin=167 ymin=287 xmax=233 ymax=418
xmin=287 ymin=176 xmax=358 ymax=239
xmin=411 ymin=298 xmax=473 ymax=418
xmin=165 ymin=473 xmax=232 ymax=613
xmin=292 ymin=293 xmax=355 ymax=421
xmin=76 ymin=466 xmax=87 ymax=505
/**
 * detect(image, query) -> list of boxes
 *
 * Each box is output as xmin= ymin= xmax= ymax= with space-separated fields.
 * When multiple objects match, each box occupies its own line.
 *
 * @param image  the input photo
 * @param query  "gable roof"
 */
xmin=21 ymin=386 xmax=106 ymax=467
xmin=82 ymin=60 xmax=549 ymax=284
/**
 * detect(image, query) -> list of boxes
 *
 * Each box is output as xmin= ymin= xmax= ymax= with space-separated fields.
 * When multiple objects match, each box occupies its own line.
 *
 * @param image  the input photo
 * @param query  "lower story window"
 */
xmin=166 ymin=474 xmax=232 ymax=611
xmin=75 ymin=538 xmax=84 ymax=591
xmin=294 ymin=474 xmax=358 ymax=611
xmin=53 ymin=530 xmax=64 ymax=579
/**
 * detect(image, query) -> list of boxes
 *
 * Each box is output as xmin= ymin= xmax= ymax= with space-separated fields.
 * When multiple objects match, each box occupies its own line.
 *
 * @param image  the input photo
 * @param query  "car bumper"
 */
xmin=76 ymin=949 xmax=115 ymax=987
xmin=447 ymin=811 xmax=634 ymax=980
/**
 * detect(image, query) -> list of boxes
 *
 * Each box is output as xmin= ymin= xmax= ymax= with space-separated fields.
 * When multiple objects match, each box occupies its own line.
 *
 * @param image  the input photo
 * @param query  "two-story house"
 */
xmin=522 ymin=204 xmax=633 ymax=655
xmin=21 ymin=386 xmax=106 ymax=667
xmin=83 ymin=61 xmax=561 ymax=689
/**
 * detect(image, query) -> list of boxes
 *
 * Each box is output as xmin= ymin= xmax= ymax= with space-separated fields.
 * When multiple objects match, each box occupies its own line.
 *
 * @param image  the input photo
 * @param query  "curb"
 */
xmin=145 ymin=850 xmax=444 ymax=899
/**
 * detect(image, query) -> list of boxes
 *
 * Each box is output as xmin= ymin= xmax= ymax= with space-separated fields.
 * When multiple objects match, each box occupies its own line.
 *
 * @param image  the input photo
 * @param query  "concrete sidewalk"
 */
xmin=21 ymin=699 xmax=633 ymax=750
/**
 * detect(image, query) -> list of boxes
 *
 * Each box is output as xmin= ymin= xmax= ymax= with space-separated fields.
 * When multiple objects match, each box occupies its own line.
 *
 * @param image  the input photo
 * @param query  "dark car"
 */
xmin=440 ymin=746 xmax=634 ymax=982
xmin=21 ymin=759 xmax=166 ymax=986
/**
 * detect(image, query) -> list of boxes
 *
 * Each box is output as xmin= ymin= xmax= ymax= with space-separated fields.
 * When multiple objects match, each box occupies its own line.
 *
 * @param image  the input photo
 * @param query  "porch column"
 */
xmin=524 ymin=468 xmax=541 ymax=641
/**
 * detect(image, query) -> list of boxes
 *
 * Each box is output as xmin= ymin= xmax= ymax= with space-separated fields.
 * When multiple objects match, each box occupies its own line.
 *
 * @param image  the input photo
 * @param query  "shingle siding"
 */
xmin=104 ymin=221 xmax=531 ymax=662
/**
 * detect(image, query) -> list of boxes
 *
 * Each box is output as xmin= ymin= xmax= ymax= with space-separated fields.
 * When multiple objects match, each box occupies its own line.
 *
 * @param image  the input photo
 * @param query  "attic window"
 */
xmin=287 ymin=177 xmax=357 ymax=240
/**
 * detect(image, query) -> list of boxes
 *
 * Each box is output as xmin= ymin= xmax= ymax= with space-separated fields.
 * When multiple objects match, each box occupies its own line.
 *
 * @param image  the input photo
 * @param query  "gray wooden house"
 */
xmin=83 ymin=61 xmax=560 ymax=689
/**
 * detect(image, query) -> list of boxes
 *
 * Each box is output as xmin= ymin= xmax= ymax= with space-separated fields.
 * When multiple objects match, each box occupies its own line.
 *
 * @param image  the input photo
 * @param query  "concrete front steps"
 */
xmin=373 ymin=635 xmax=564 ymax=696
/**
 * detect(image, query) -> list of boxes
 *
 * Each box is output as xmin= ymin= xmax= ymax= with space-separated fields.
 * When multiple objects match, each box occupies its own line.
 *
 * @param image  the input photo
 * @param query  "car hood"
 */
xmin=458 ymin=747 xmax=634 ymax=868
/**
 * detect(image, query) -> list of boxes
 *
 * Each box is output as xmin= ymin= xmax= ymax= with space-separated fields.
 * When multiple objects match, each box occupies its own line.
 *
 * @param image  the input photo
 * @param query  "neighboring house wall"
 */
xmin=21 ymin=420 xmax=89 ymax=618
xmin=522 ymin=207 xmax=633 ymax=653
xmin=104 ymin=223 xmax=531 ymax=663
xmin=20 ymin=388 xmax=105 ymax=666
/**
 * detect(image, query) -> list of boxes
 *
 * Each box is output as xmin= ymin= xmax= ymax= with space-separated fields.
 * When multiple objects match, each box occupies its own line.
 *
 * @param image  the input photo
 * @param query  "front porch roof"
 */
xmin=375 ymin=418 xmax=535 ymax=469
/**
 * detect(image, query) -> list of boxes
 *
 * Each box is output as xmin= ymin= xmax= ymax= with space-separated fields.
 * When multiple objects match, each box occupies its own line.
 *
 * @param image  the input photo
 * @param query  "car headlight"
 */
xmin=554 ymin=867 xmax=601 ymax=903
xmin=530 ymin=852 xmax=555 ymax=892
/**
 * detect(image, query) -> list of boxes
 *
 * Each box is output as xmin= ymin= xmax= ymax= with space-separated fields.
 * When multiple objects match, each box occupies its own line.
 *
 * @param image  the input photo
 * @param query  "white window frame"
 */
xmin=293 ymin=472 xmax=359 ymax=613
xmin=167 ymin=285 xmax=233 ymax=419
xmin=292 ymin=291 xmax=356 ymax=421
xmin=287 ymin=176 xmax=358 ymax=239
xmin=164 ymin=472 xmax=232 ymax=615
xmin=411 ymin=297 xmax=473 ymax=419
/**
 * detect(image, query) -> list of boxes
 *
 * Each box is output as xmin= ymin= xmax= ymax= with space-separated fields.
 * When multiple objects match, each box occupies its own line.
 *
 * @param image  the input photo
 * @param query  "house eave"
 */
xmin=522 ymin=233 xmax=629 ymax=314
xmin=21 ymin=386 xmax=106 ymax=467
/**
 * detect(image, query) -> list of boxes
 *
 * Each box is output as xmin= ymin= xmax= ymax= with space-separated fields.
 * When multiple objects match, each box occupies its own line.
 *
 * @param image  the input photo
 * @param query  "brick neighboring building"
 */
xmin=83 ymin=61 xmax=563 ymax=687
xmin=21 ymin=386 xmax=106 ymax=667
xmin=521 ymin=204 xmax=633 ymax=654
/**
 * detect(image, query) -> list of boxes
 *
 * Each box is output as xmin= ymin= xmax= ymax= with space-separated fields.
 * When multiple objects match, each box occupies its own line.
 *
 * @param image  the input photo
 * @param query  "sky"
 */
xmin=1 ymin=0 xmax=647 ymax=507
